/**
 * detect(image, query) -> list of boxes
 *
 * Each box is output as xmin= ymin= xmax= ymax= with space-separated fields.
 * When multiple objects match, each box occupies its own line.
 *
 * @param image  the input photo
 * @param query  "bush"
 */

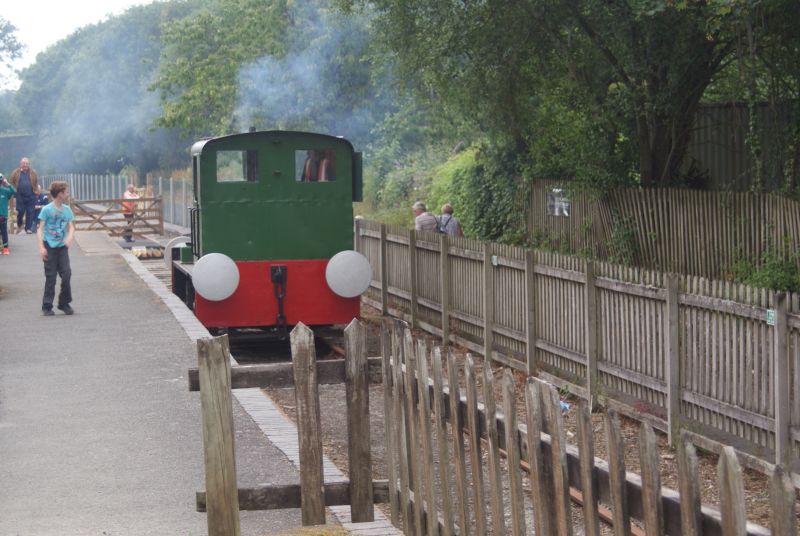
xmin=730 ymin=248 xmax=800 ymax=293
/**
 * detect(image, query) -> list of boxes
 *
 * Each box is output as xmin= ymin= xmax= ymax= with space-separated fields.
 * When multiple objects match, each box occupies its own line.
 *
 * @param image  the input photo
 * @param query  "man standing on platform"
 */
xmin=9 ymin=157 xmax=39 ymax=234
xmin=37 ymin=181 xmax=75 ymax=316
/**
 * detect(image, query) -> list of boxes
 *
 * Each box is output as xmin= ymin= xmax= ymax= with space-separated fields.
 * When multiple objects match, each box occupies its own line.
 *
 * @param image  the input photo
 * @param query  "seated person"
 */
xmin=301 ymin=150 xmax=320 ymax=182
xmin=317 ymin=150 xmax=336 ymax=182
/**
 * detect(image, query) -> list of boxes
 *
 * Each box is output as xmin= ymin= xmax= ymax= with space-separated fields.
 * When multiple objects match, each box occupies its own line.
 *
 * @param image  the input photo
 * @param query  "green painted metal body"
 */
xmin=191 ymin=131 xmax=361 ymax=261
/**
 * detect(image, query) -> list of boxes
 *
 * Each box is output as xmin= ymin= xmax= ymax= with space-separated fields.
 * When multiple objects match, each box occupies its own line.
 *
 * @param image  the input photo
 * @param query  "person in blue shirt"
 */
xmin=32 ymin=185 xmax=49 ymax=232
xmin=37 ymin=181 xmax=75 ymax=316
xmin=0 ymin=174 xmax=16 ymax=254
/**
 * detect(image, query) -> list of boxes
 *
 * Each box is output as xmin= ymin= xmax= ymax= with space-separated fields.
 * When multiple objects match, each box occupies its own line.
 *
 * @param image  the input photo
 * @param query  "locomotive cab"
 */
xmin=171 ymin=130 xmax=368 ymax=332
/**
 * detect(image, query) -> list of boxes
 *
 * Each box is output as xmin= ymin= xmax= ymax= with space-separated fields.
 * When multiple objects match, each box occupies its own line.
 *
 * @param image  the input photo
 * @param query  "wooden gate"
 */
xmin=189 ymin=322 xmax=387 ymax=536
xmin=71 ymin=197 xmax=164 ymax=238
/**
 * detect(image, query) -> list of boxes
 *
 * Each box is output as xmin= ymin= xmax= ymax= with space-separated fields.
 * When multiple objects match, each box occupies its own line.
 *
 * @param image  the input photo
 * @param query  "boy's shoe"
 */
xmin=42 ymin=309 xmax=54 ymax=316
xmin=57 ymin=304 xmax=74 ymax=315
xmin=2 ymin=247 xmax=8 ymax=254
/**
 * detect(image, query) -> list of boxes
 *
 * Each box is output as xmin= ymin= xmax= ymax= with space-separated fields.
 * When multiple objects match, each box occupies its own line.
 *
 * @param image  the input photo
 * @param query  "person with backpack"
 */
xmin=438 ymin=203 xmax=464 ymax=237
xmin=412 ymin=201 xmax=439 ymax=232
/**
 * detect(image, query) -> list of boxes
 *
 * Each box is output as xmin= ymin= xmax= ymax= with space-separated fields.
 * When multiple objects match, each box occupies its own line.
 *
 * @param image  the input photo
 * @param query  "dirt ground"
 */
xmin=263 ymin=307 xmax=799 ymax=532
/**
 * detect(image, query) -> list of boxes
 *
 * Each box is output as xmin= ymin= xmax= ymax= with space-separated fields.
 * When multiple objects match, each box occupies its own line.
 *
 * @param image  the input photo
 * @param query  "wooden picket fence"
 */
xmin=354 ymin=220 xmax=800 ymax=478
xmin=380 ymin=320 xmax=795 ymax=535
xmin=528 ymin=181 xmax=800 ymax=279
xmin=188 ymin=323 xmax=387 ymax=536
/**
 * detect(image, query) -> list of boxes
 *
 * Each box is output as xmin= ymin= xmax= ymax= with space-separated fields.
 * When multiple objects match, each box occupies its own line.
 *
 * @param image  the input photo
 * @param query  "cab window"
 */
xmin=295 ymin=149 xmax=336 ymax=182
xmin=217 ymin=150 xmax=258 ymax=182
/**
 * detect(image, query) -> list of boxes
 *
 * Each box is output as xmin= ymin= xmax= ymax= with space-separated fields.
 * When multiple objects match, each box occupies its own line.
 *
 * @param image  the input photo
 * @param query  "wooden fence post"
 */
xmin=576 ymin=399 xmax=600 ymax=536
xmin=465 ymin=356 xmax=488 ymax=536
xmin=345 ymin=320 xmax=374 ymax=522
xmin=525 ymin=250 xmax=538 ymax=376
xmin=380 ymin=322 xmax=400 ymax=525
xmin=197 ymin=335 xmax=241 ymax=536
xmin=483 ymin=243 xmax=494 ymax=363
xmin=666 ymin=273 xmax=682 ymax=446
xmin=604 ymin=411 xmax=630 ymax=536
xmin=770 ymin=465 xmax=797 ymax=536
xmin=774 ymin=292 xmax=790 ymax=466
xmin=677 ymin=432 xmax=702 ymax=536
xmin=432 ymin=348 xmax=455 ymax=536
xmin=718 ymin=447 xmax=746 ymax=535
xmin=440 ymin=234 xmax=450 ymax=346
xmin=409 ymin=230 xmax=419 ymax=329
xmin=168 ymin=178 xmax=174 ymax=226
xmin=584 ymin=261 xmax=599 ymax=408
xmin=380 ymin=224 xmax=389 ymax=315
xmin=355 ymin=217 xmax=363 ymax=255
xmin=290 ymin=323 xmax=326 ymax=526
xmin=639 ymin=423 xmax=663 ymax=535
xmin=502 ymin=370 xmax=526 ymax=536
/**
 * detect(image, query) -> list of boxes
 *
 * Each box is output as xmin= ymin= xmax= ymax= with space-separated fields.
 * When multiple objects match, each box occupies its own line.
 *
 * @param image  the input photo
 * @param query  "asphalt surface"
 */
xmin=0 ymin=231 xmax=302 ymax=535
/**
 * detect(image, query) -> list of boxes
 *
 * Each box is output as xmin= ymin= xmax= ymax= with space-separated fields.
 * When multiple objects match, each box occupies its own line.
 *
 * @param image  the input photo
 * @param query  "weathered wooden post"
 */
xmin=502 ymin=370 xmax=526 ymax=536
xmin=576 ymin=399 xmax=600 ymax=536
xmin=409 ymin=230 xmax=419 ymax=329
xmin=380 ymin=322 xmax=400 ymax=525
xmin=525 ymin=378 xmax=552 ymax=536
xmin=773 ymin=292 xmax=791 ymax=466
xmin=584 ymin=261 xmax=599 ymax=409
xmin=666 ymin=273 xmax=682 ymax=446
xmin=718 ymin=447 xmax=746 ymax=535
xmin=525 ymin=250 xmax=538 ymax=376
xmin=604 ymin=411 xmax=630 ymax=536
xmin=439 ymin=233 xmax=450 ymax=346
xmin=677 ymin=432 xmax=702 ymax=536
xmin=197 ymin=335 xmax=240 ymax=536
xmin=639 ymin=423 xmax=663 ymax=535
xmin=344 ymin=319 xmax=374 ymax=522
xmin=291 ymin=323 xmax=326 ymax=525
xmin=380 ymin=224 xmax=389 ymax=315
xmin=483 ymin=243 xmax=494 ymax=364
xmin=770 ymin=465 xmax=797 ymax=536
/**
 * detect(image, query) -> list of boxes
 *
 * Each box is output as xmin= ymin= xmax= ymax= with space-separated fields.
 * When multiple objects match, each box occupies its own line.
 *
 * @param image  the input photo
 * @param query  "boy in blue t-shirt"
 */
xmin=37 ymin=181 xmax=75 ymax=316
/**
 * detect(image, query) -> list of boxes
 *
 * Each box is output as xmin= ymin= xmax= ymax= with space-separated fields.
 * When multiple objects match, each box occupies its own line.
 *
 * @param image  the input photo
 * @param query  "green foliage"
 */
xmin=338 ymin=0 xmax=800 ymax=189
xmin=607 ymin=216 xmax=640 ymax=266
xmin=152 ymin=0 xmax=289 ymax=137
xmin=448 ymin=143 xmax=529 ymax=243
xmin=14 ymin=1 xmax=194 ymax=172
xmin=0 ymin=17 xmax=23 ymax=85
xmin=730 ymin=247 xmax=800 ymax=293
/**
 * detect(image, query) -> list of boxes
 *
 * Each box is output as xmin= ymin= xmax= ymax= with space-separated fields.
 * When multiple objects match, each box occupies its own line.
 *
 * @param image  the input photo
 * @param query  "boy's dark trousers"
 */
xmin=0 ymin=216 xmax=7 ymax=247
xmin=42 ymin=244 xmax=72 ymax=311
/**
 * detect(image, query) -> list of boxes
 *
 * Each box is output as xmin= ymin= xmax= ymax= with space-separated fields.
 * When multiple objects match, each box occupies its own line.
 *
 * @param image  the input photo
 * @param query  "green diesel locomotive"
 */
xmin=170 ymin=130 xmax=371 ymax=333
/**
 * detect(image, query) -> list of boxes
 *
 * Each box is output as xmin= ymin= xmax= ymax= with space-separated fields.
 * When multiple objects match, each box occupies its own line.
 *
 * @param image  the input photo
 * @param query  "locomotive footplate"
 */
xmin=270 ymin=265 xmax=288 ymax=338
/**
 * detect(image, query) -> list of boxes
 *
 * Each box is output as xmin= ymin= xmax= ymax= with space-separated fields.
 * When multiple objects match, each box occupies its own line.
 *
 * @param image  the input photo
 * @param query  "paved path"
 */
xmin=0 ymin=231 xmax=302 ymax=535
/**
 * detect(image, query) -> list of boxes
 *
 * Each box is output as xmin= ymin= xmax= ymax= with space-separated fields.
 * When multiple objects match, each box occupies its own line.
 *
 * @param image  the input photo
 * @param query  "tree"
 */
xmin=0 ymin=17 xmax=23 ymax=88
xmin=14 ymin=2 xmax=194 ymax=172
xmin=151 ymin=0 xmax=290 ymax=137
xmin=151 ymin=0 xmax=391 ymax=146
xmin=338 ymin=0 xmax=800 ymax=187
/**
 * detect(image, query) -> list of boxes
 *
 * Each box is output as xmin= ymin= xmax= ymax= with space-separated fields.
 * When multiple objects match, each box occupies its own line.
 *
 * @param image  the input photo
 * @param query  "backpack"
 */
xmin=437 ymin=215 xmax=451 ymax=234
